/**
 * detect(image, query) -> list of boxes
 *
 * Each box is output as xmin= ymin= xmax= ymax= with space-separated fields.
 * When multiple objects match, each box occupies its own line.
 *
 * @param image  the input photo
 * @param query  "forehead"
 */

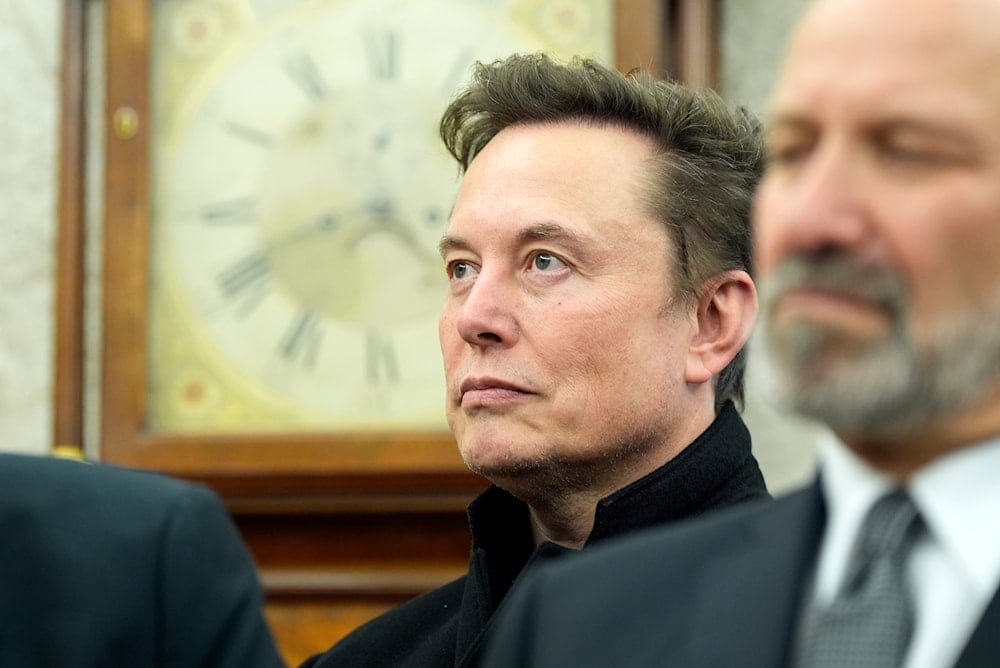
xmin=770 ymin=0 xmax=1000 ymax=131
xmin=447 ymin=121 xmax=666 ymax=248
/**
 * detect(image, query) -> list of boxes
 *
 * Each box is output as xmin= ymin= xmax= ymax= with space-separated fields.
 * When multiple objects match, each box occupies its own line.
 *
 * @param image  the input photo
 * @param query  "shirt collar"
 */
xmin=813 ymin=434 xmax=895 ymax=603
xmin=909 ymin=436 xmax=1000 ymax=596
xmin=816 ymin=433 xmax=1000 ymax=602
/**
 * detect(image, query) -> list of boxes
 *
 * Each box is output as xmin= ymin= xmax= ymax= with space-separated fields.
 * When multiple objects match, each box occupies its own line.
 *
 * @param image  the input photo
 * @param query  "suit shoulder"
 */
xmin=0 ymin=453 xmax=212 ymax=499
xmin=543 ymin=487 xmax=815 ymax=586
xmin=0 ymin=453 xmax=224 ymax=534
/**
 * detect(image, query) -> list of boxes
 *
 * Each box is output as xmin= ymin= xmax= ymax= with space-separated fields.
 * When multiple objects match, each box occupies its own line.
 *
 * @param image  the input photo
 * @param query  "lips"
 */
xmin=459 ymin=376 xmax=533 ymax=407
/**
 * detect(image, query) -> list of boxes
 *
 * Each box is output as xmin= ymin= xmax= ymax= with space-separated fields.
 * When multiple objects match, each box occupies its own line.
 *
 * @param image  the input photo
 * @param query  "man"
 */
xmin=480 ymin=0 xmax=1000 ymax=666
xmin=0 ymin=453 xmax=285 ymax=667
xmin=301 ymin=54 xmax=768 ymax=668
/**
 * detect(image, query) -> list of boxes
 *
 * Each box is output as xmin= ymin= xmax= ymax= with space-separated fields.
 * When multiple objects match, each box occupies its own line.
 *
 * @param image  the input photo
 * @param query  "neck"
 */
xmin=840 ymin=396 xmax=1000 ymax=480
xmin=527 ymin=493 xmax=602 ymax=549
xmin=531 ymin=500 xmax=597 ymax=550
xmin=513 ymin=398 xmax=721 ymax=548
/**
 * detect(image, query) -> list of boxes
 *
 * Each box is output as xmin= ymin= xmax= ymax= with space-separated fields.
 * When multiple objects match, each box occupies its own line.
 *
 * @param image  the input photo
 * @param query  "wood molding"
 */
xmin=613 ymin=0 xmax=718 ymax=85
xmin=615 ymin=0 xmax=667 ymax=74
xmin=53 ymin=0 xmax=87 ymax=458
xmin=671 ymin=0 xmax=718 ymax=87
xmin=101 ymin=0 xmax=152 ymax=469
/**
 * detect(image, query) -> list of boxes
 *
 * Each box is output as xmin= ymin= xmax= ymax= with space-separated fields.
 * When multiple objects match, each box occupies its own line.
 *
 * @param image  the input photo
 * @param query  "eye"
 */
xmin=766 ymin=141 xmax=811 ymax=169
xmin=764 ymin=127 xmax=816 ymax=171
xmin=446 ymin=260 xmax=478 ymax=281
xmin=530 ymin=252 xmax=566 ymax=272
xmin=878 ymin=142 xmax=943 ymax=166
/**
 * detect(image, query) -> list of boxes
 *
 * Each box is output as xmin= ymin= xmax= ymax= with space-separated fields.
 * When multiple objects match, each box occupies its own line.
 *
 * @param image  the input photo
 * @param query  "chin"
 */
xmin=459 ymin=437 xmax=540 ymax=484
xmin=459 ymin=444 xmax=517 ymax=477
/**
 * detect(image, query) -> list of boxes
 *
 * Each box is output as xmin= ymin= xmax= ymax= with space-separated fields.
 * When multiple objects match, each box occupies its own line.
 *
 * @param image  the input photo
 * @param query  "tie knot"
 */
xmin=861 ymin=489 xmax=921 ymax=553
xmin=795 ymin=488 xmax=925 ymax=667
xmin=846 ymin=489 xmax=923 ymax=588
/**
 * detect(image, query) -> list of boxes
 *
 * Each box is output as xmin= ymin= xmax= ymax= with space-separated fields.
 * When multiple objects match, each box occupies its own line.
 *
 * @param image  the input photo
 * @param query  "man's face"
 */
xmin=754 ymin=0 xmax=1000 ymax=444
xmin=439 ymin=122 xmax=697 ymax=499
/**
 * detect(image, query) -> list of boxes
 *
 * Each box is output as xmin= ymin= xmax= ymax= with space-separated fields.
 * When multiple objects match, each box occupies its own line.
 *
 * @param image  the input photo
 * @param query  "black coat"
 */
xmin=0 ymin=454 xmax=285 ymax=668
xmin=301 ymin=402 xmax=769 ymax=668
xmin=481 ymin=483 xmax=1000 ymax=667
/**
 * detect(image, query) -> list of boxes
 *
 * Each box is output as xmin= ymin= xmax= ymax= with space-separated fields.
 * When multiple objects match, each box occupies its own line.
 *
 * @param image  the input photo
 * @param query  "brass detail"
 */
xmin=51 ymin=444 xmax=86 ymax=460
xmin=112 ymin=106 xmax=139 ymax=140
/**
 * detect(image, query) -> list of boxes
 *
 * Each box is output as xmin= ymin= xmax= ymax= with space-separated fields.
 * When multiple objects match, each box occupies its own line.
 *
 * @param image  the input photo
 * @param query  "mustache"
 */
xmin=760 ymin=253 xmax=909 ymax=318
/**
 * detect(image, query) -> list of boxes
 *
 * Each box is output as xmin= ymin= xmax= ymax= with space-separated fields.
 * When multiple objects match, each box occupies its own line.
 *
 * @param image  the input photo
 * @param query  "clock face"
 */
xmin=147 ymin=0 xmax=614 ymax=433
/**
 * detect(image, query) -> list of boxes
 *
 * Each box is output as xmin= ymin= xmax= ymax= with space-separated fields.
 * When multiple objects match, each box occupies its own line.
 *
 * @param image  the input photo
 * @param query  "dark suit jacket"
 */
xmin=302 ymin=402 xmax=769 ymax=668
xmin=481 ymin=482 xmax=1000 ymax=667
xmin=0 ymin=453 xmax=285 ymax=668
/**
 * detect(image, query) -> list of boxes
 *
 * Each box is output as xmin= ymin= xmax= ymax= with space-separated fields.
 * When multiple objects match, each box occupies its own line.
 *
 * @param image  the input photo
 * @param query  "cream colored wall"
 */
xmin=719 ymin=0 xmax=826 ymax=493
xmin=0 ymin=0 xmax=60 ymax=455
xmin=0 ymin=0 xmax=821 ymax=492
xmin=720 ymin=0 xmax=812 ymax=116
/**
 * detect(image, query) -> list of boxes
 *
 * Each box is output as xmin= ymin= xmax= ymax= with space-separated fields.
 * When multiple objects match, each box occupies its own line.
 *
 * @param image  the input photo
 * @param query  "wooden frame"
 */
xmin=53 ymin=0 xmax=87 ymax=460
xmin=90 ymin=0 xmax=715 ymax=504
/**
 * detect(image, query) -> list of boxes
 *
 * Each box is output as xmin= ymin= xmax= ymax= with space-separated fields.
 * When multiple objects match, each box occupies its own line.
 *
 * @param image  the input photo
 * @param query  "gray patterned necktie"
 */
xmin=797 ymin=489 xmax=925 ymax=668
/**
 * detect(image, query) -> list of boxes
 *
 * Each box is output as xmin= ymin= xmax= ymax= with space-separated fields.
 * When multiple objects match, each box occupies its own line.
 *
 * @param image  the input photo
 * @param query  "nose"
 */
xmin=755 ymin=140 xmax=876 ymax=271
xmin=450 ymin=266 xmax=520 ymax=348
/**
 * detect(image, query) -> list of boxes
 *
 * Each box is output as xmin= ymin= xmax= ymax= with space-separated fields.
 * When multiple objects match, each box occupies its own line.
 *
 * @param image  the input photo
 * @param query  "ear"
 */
xmin=684 ymin=270 xmax=758 ymax=386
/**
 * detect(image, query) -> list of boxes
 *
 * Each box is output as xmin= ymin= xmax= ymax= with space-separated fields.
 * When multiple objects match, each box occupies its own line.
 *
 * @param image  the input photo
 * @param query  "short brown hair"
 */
xmin=440 ymin=53 xmax=764 ymax=411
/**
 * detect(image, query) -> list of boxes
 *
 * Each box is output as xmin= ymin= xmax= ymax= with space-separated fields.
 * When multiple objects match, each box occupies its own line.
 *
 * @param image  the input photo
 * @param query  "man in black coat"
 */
xmin=302 ymin=54 xmax=769 ymax=667
xmin=480 ymin=0 xmax=1000 ymax=666
xmin=0 ymin=453 xmax=285 ymax=667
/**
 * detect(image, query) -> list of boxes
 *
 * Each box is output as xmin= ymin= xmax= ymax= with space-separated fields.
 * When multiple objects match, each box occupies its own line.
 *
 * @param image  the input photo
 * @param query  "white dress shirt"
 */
xmin=811 ymin=434 xmax=1000 ymax=668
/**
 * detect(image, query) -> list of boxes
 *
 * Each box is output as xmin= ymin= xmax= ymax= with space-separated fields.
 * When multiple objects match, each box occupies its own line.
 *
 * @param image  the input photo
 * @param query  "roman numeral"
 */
xmin=365 ymin=29 xmax=398 ymax=81
xmin=283 ymin=52 xmax=327 ymax=101
xmin=201 ymin=196 xmax=256 ymax=225
xmin=223 ymin=121 xmax=274 ymax=149
xmin=218 ymin=252 xmax=270 ymax=315
xmin=366 ymin=327 xmax=399 ymax=384
xmin=280 ymin=309 xmax=324 ymax=370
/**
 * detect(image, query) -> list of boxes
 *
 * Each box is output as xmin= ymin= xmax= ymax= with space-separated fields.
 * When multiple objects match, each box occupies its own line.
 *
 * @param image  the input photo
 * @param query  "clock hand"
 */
xmin=268 ymin=212 xmax=341 ymax=251
xmin=346 ymin=197 xmax=438 ymax=266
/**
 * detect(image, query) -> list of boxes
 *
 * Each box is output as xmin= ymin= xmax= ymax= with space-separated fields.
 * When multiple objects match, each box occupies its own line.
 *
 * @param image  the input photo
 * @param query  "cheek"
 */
xmin=920 ymin=243 xmax=1000 ymax=319
xmin=539 ymin=311 xmax=625 ymax=385
xmin=565 ymin=307 xmax=680 ymax=378
xmin=438 ymin=311 xmax=459 ymax=370
xmin=888 ymin=191 xmax=1000 ymax=292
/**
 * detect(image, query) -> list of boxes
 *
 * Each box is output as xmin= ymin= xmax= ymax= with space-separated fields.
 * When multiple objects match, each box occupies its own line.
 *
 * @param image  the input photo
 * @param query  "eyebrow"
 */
xmin=438 ymin=234 xmax=469 ymax=258
xmin=438 ymin=222 xmax=591 ymax=258
xmin=767 ymin=113 xmax=979 ymax=148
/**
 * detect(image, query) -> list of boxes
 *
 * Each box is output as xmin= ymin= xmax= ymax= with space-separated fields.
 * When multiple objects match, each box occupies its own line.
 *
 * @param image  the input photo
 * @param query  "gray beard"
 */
xmin=757 ymin=256 xmax=1000 ymax=439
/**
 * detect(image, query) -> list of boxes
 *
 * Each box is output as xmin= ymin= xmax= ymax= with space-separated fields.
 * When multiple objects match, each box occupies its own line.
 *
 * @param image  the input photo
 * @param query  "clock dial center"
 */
xmin=255 ymin=90 xmax=449 ymax=327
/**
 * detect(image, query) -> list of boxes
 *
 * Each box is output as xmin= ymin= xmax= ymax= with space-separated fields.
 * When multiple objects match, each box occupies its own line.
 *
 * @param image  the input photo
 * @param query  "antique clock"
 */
xmin=146 ymin=0 xmax=614 ymax=436
xmin=97 ymin=0 xmax=662 ymax=490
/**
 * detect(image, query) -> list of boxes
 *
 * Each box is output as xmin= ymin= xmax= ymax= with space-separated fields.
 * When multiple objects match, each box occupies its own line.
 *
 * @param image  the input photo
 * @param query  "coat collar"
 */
xmin=683 ymin=483 xmax=826 ymax=667
xmin=467 ymin=401 xmax=764 ymax=552
xmin=588 ymin=400 xmax=761 ymax=544
xmin=957 ymin=586 xmax=1000 ymax=667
